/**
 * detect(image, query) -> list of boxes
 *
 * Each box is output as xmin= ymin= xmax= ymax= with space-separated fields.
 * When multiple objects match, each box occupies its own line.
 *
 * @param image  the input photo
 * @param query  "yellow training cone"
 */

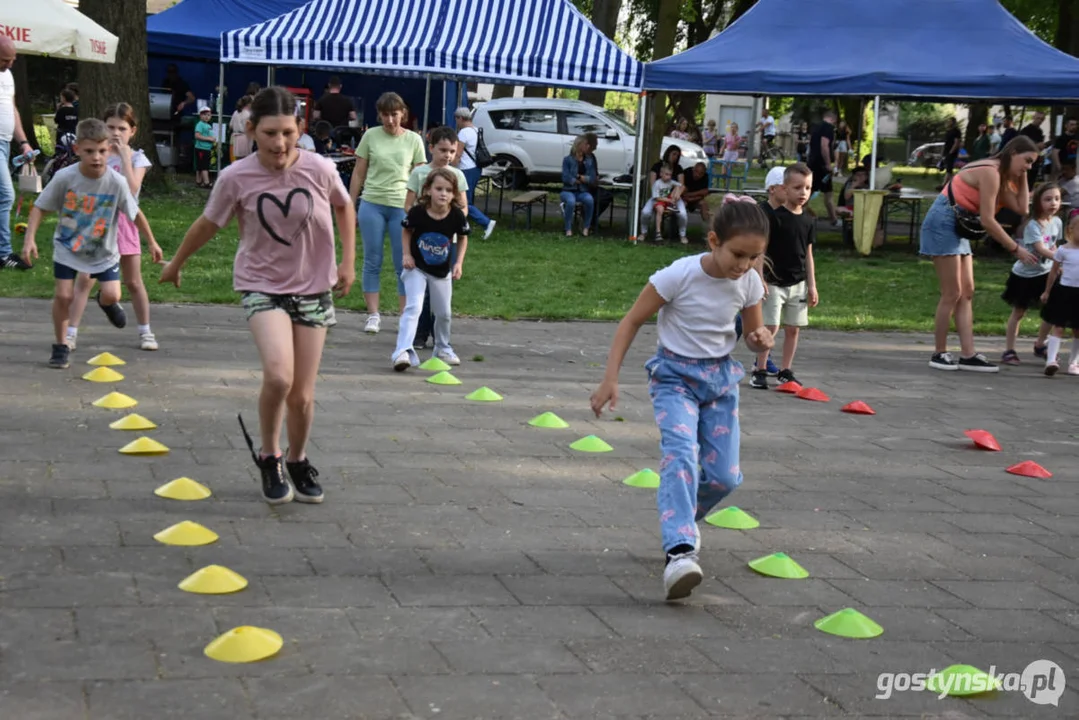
xmin=179 ymin=565 xmax=248 ymax=594
xmin=83 ymin=367 xmax=124 ymax=383
xmin=154 ymin=477 xmax=212 ymax=501
xmin=92 ymin=391 xmax=137 ymax=409
xmin=153 ymin=520 xmax=219 ymax=546
xmin=109 ymin=413 xmax=157 ymax=431
xmin=118 ymin=436 xmax=170 ymax=456
xmin=204 ymin=626 xmax=283 ymax=663
xmin=87 ymin=352 xmax=125 ymax=367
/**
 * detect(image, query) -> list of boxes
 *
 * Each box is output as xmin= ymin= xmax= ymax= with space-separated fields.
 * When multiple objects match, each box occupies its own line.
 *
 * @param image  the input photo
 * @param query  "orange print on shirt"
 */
xmin=82 ymin=195 xmax=96 ymax=215
xmin=92 ymin=218 xmax=107 ymax=238
xmin=64 ymin=191 xmax=78 ymax=212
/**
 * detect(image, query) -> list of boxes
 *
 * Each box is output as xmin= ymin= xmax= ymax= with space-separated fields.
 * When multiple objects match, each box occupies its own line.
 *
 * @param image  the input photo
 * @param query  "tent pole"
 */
xmin=216 ymin=63 xmax=225 ymax=175
xmin=870 ymin=96 xmax=881 ymax=188
xmin=630 ymin=91 xmax=648 ymax=244
xmin=423 ymin=75 xmax=431 ymax=133
xmin=442 ymin=81 xmax=447 ymax=125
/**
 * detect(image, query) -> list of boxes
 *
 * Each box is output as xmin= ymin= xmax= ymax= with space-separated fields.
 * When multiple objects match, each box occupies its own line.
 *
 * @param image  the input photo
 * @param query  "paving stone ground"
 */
xmin=2 ymin=297 xmax=1079 ymax=719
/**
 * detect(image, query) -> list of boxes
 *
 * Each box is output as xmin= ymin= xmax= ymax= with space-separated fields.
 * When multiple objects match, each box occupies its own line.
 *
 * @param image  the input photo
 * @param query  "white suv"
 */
xmin=471 ymin=98 xmax=707 ymax=188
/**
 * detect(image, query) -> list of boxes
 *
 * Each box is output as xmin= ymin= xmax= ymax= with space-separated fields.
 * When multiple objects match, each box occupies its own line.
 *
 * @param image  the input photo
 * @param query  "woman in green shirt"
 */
xmin=348 ymin=92 xmax=427 ymax=334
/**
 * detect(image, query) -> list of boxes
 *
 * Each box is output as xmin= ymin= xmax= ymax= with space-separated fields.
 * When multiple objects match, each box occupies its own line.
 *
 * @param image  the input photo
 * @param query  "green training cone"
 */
xmin=418 ymin=357 xmax=452 ymax=372
xmin=622 ymin=469 xmax=661 ymax=489
xmin=465 ymin=386 xmax=503 ymax=402
xmin=748 ymin=552 xmax=809 ymax=579
xmin=528 ymin=412 xmax=569 ymax=429
xmin=925 ymin=665 xmax=1001 ymax=697
xmin=704 ymin=506 xmax=760 ymax=530
xmin=570 ymin=435 xmax=613 ymax=452
xmin=426 ymin=371 xmax=462 ymax=385
xmin=814 ymin=608 xmax=883 ymax=639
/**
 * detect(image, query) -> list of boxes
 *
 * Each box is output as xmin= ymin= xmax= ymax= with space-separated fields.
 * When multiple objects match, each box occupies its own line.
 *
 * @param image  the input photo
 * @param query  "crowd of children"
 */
xmin=19 ymin=93 xmax=1079 ymax=602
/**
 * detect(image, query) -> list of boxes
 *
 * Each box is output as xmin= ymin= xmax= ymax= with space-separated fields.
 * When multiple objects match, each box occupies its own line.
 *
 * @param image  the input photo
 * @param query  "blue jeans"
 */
xmin=0 ymin=141 xmax=13 ymax=256
xmin=560 ymin=190 xmax=593 ymax=233
xmin=461 ymin=166 xmax=491 ymax=228
xmin=646 ymin=347 xmax=745 ymax=553
xmin=359 ymin=200 xmax=406 ymax=296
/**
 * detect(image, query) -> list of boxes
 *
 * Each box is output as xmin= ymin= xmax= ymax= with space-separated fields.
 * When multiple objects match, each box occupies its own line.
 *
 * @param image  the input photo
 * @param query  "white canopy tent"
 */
xmin=9 ymin=0 xmax=118 ymax=64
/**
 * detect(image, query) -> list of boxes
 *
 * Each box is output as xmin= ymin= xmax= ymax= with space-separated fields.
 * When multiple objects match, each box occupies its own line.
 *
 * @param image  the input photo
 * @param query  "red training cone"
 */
xmin=776 ymin=381 xmax=802 ymax=394
xmin=841 ymin=400 xmax=876 ymax=415
xmin=796 ymin=387 xmax=830 ymax=402
xmin=963 ymin=429 xmax=1001 ymax=452
xmin=1006 ymin=461 xmax=1052 ymax=479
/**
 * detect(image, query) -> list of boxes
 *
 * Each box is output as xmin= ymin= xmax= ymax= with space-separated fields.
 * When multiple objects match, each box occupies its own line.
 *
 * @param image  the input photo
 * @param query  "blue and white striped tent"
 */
xmin=220 ymin=0 xmax=642 ymax=93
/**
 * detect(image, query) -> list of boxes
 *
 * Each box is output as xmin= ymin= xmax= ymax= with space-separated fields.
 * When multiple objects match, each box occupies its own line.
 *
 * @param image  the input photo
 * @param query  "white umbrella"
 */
xmin=8 ymin=0 xmax=118 ymax=64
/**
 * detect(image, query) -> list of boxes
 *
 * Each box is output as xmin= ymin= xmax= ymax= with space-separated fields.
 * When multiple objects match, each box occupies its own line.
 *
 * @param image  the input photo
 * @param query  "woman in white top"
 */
xmin=453 ymin=107 xmax=494 ymax=237
xmin=230 ymin=95 xmax=253 ymax=160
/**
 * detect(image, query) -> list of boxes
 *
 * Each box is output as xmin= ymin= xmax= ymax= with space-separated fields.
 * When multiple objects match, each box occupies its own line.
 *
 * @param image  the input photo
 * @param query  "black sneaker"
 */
xmin=776 ymin=368 xmax=800 ymax=385
xmin=1034 ymin=344 xmax=1048 ymax=359
xmin=957 ymin=353 xmax=998 ymax=373
xmin=255 ymin=453 xmax=294 ymax=504
xmin=96 ymin=292 xmax=127 ymax=329
xmin=929 ymin=351 xmax=958 ymax=371
xmin=750 ymin=369 xmax=769 ymax=389
xmin=1 ymin=253 xmax=32 ymax=270
xmin=286 ymin=458 xmax=324 ymax=504
xmin=237 ymin=413 xmax=293 ymax=504
xmin=48 ymin=343 xmax=70 ymax=368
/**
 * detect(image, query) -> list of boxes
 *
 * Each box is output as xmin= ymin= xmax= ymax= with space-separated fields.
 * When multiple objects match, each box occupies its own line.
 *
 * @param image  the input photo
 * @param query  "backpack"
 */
xmin=465 ymin=127 xmax=493 ymax=168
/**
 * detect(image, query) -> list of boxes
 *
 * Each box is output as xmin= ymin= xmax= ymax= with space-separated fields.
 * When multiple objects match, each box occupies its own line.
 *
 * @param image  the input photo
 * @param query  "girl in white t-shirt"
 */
xmin=1040 ymin=210 xmax=1079 ymax=375
xmin=590 ymin=195 xmax=775 ymax=601
xmin=67 ymin=102 xmax=163 ymax=351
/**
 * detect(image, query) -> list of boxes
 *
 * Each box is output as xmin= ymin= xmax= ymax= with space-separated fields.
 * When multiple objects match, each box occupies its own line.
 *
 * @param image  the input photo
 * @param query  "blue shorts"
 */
xmin=919 ymin=194 xmax=971 ymax=257
xmin=54 ymin=261 xmax=121 ymax=282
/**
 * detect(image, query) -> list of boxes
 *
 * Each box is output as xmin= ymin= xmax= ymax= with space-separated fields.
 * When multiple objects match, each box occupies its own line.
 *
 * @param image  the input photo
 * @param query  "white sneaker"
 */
xmin=484 ymin=220 xmax=497 ymax=239
xmin=663 ymin=551 xmax=703 ymax=601
xmin=65 ymin=335 xmax=77 ymax=351
xmin=364 ymin=315 xmax=381 ymax=334
xmin=680 ymin=236 xmax=688 ymax=245
xmin=393 ymin=350 xmax=412 ymax=372
xmin=436 ymin=349 xmax=461 ymax=366
xmin=1070 ymin=363 xmax=1079 ymax=376
xmin=139 ymin=332 xmax=158 ymax=351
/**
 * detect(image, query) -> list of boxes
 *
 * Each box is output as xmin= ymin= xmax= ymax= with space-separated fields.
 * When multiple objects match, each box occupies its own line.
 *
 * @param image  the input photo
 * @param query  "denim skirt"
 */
xmin=919 ymin=194 xmax=971 ymax=257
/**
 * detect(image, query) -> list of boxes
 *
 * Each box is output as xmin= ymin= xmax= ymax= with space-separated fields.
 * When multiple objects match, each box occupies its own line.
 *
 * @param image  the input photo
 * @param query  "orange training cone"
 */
xmin=964 ymin=429 xmax=1001 ymax=452
xmin=841 ymin=400 xmax=876 ymax=415
xmin=776 ymin=381 xmax=802 ymax=394
xmin=1006 ymin=461 xmax=1052 ymax=479
xmin=796 ymin=387 xmax=830 ymax=402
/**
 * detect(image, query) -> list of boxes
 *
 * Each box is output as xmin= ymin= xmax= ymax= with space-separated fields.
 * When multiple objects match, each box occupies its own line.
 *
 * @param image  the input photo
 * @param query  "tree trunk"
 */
xmin=522 ymin=85 xmax=549 ymax=98
xmin=578 ymin=0 xmax=622 ymax=108
xmin=12 ymin=57 xmax=37 ymax=152
xmin=77 ymin=0 xmax=160 ymax=176
xmin=647 ymin=0 xmax=681 ymax=166
xmin=490 ymin=84 xmax=515 ymax=100
xmin=1056 ymin=0 xmax=1079 ymax=121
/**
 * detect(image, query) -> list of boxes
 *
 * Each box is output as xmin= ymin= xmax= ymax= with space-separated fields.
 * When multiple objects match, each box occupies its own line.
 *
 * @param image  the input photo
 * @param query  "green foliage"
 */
xmin=33 ymin=125 xmax=55 ymax=157
xmin=897 ymin=102 xmax=955 ymax=138
xmin=1000 ymin=0 xmax=1057 ymax=43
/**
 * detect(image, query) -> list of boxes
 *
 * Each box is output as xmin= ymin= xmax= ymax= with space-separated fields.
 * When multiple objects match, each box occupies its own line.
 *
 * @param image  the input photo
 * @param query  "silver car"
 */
xmin=472 ymin=98 xmax=708 ymax=188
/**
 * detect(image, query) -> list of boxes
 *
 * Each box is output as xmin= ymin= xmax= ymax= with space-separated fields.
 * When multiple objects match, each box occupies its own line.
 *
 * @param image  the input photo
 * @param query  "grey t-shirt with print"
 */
xmin=1012 ymin=216 xmax=1062 ymax=278
xmin=35 ymin=164 xmax=138 ymax=275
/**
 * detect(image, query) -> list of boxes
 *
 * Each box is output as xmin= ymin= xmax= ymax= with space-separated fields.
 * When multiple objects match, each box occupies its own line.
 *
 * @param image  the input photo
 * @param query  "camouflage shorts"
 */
xmin=241 ymin=291 xmax=337 ymax=329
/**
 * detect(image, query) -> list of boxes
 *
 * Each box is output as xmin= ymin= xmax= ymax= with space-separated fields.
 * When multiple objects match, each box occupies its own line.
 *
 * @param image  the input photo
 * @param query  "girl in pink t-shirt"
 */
xmin=67 ymin=102 xmax=164 ymax=351
xmin=161 ymin=87 xmax=357 ymax=506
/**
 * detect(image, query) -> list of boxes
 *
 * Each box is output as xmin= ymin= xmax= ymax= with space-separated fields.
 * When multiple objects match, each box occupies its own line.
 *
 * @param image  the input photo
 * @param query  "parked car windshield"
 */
xmin=602 ymin=109 xmax=636 ymax=136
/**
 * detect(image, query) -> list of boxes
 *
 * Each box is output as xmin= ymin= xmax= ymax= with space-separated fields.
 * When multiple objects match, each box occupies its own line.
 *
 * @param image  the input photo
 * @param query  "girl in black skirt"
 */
xmin=1001 ymin=183 xmax=1062 ymax=364
xmin=1040 ymin=210 xmax=1079 ymax=376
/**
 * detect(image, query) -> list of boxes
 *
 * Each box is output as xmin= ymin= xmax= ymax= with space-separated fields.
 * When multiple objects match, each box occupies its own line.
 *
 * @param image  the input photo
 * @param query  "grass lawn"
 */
xmin=1 ymin=171 xmax=1040 ymax=336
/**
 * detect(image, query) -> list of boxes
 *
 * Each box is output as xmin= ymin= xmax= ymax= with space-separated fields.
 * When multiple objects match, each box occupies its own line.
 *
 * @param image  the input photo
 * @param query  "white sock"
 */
xmin=1072 ymin=339 xmax=1079 ymax=364
xmin=138 ymin=324 xmax=151 ymax=335
xmin=67 ymin=327 xmax=77 ymax=338
xmin=1047 ymin=336 xmax=1062 ymax=364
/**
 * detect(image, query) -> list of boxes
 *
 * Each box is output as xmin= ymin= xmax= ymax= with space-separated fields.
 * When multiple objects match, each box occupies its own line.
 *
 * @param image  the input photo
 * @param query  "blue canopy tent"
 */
xmin=148 ymin=0 xmax=307 ymax=60
xmin=642 ymin=0 xmax=1079 ymax=100
xmin=632 ymin=0 xmax=1079 ymax=241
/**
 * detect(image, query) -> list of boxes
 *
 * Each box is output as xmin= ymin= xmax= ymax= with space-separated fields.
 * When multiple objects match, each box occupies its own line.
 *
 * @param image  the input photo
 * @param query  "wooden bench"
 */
xmin=510 ymin=190 xmax=548 ymax=229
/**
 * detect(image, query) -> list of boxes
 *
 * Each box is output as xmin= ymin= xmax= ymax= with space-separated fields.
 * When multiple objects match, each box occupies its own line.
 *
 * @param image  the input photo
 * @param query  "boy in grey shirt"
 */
xmin=22 ymin=118 xmax=154 ymax=368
